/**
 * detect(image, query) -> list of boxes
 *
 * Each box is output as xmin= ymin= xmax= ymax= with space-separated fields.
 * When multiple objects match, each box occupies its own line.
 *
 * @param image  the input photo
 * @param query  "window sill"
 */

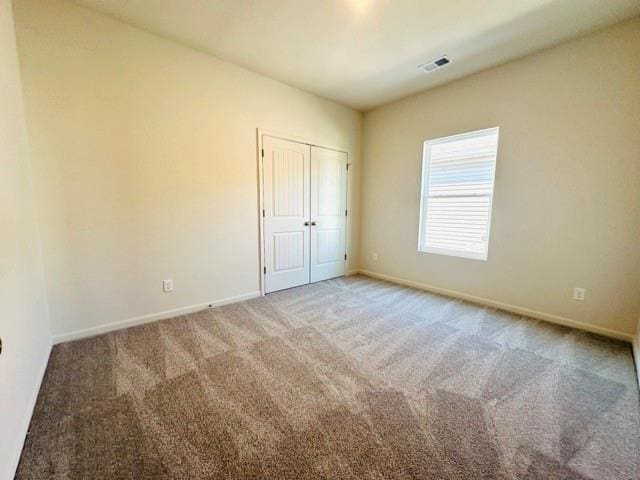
xmin=418 ymin=246 xmax=488 ymax=261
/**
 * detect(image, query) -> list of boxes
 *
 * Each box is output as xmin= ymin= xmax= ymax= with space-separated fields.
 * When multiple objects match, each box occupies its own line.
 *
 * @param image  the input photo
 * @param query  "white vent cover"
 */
xmin=419 ymin=55 xmax=451 ymax=73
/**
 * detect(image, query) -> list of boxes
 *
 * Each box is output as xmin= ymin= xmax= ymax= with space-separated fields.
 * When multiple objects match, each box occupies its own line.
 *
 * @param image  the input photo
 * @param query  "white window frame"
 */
xmin=418 ymin=127 xmax=499 ymax=261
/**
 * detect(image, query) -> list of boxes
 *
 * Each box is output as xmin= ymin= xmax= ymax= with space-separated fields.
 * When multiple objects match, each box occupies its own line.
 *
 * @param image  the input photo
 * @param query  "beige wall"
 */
xmin=13 ymin=0 xmax=362 ymax=338
xmin=0 ymin=0 xmax=51 ymax=477
xmin=361 ymin=18 xmax=640 ymax=337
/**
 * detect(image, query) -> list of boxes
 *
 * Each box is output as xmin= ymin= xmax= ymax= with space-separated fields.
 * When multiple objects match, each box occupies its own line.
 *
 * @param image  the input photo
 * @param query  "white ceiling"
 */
xmin=74 ymin=0 xmax=640 ymax=111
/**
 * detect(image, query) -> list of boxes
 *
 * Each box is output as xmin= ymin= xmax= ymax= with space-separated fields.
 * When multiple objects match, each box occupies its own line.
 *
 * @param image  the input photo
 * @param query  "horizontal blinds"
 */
xmin=421 ymin=128 xmax=499 ymax=259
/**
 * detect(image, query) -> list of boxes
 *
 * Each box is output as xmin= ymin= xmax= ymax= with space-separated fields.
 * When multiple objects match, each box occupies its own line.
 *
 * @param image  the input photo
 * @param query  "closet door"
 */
xmin=310 ymin=146 xmax=347 ymax=282
xmin=263 ymin=136 xmax=311 ymax=293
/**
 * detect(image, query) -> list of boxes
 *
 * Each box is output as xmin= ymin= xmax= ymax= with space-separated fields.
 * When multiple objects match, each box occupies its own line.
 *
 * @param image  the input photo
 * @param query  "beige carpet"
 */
xmin=17 ymin=275 xmax=640 ymax=479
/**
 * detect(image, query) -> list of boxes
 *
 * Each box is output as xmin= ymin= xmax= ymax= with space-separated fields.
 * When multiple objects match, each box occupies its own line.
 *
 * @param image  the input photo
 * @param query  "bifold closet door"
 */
xmin=310 ymin=146 xmax=347 ymax=283
xmin=263 ymin=136 xmax=311 ymax=293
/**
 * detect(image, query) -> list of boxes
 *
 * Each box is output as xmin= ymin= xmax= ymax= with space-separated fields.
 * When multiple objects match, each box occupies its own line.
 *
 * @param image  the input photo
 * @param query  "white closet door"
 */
xmin=263 ymin=136 xmax=311 ymax=293
xmin=310 ymin=146 xmax=347 ymax=283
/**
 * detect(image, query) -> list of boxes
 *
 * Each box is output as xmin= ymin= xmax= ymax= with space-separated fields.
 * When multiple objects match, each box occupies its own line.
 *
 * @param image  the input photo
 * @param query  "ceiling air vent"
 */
xmin=419 ymin=55 xmax=451 ymax=73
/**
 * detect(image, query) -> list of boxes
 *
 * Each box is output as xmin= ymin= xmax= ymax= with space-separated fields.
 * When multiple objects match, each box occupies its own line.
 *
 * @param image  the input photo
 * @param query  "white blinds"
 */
xmin=418 ymin=127 xmax=499 ymax=260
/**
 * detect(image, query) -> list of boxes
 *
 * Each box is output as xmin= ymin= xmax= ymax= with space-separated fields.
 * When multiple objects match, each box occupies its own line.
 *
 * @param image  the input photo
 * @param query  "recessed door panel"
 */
xmin=273 ymin=232 xmax=305 ymax=272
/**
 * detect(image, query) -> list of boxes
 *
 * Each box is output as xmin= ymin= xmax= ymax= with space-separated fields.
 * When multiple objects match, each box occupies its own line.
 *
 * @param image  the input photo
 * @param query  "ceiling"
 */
xmin=74 ymin=0 xmax=640 ymax=111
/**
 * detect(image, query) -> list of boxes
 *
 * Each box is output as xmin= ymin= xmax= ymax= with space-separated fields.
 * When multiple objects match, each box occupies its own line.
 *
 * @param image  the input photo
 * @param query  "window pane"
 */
xmin=419 ymin=128 xmax=499 ymax=260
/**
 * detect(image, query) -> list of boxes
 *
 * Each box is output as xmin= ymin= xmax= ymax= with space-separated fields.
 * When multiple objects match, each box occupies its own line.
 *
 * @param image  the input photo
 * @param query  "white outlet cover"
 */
xmin=163 ymin=279 xmax=173 ymax=293
xmin=573 ymin=287 xmax=585 ymax=301
xmin=372 ymin=253 xmax=378 ymax=261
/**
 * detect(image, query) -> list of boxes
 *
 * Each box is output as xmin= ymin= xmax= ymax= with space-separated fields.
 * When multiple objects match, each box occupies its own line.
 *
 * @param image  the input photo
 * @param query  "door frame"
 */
xmin=257 ymin=128 xmax=350 ymax=296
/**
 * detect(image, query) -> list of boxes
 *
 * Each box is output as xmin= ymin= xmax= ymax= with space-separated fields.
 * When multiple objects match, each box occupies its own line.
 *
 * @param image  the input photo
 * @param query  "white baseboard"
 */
xmin=7 ymin=339 xmax=52 ymax=480
xmin=52 ymin=291 xmax=261 ymax=344
xmin=632 ymin=337 xmax=640 ymax=389
xmin=358 ymin=269 xmax=633 ymax=343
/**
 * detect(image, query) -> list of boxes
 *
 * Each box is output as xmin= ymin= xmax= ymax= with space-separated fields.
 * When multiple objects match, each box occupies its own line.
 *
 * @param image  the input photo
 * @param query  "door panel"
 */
xmin=263 ymin=136 xmax=310 ymax=293
xmin=273 ymin=232 xmax=305 ymax=271
xmin=310 ymin=146 xmax=347 ymax=282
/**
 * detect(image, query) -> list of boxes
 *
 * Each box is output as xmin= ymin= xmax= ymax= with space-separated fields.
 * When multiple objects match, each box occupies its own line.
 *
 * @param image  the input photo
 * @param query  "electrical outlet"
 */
xmin=372 ymin=253 xmax=378 ymax=262
xmin=163 ymin=279 xmax=173 ymax=293
xmin=573 ymin=287 xmax=585 ymax=302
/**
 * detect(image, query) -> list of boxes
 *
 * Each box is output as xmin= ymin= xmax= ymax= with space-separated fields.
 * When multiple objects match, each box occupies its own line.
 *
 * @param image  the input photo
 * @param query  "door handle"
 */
xmin=311 ymin=221 xmax=317 ymax=226
xmin=304 ymin=221 xmax=310 ymax=226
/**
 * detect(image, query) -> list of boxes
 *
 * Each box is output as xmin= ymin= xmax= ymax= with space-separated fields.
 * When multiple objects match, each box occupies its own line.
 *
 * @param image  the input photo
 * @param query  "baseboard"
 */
xmin=7 ymin=339 xmax=52 ymax=479
xmin=358 ymin=269 xmax=633 ymax=343
xmin=52 ymin=291 xmax=261 ymax=344
xmin=632 ymin=337 xmax=640 ymax=389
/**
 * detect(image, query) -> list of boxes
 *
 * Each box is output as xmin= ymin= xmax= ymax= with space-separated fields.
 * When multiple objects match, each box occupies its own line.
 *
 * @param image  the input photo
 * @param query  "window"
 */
xmin=418 ymin=127 xmax=499 ymax=260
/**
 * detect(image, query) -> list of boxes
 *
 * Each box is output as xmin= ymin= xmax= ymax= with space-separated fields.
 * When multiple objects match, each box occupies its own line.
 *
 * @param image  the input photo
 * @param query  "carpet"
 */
xmin=16 ymin=275 xmax=640 ymax=479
